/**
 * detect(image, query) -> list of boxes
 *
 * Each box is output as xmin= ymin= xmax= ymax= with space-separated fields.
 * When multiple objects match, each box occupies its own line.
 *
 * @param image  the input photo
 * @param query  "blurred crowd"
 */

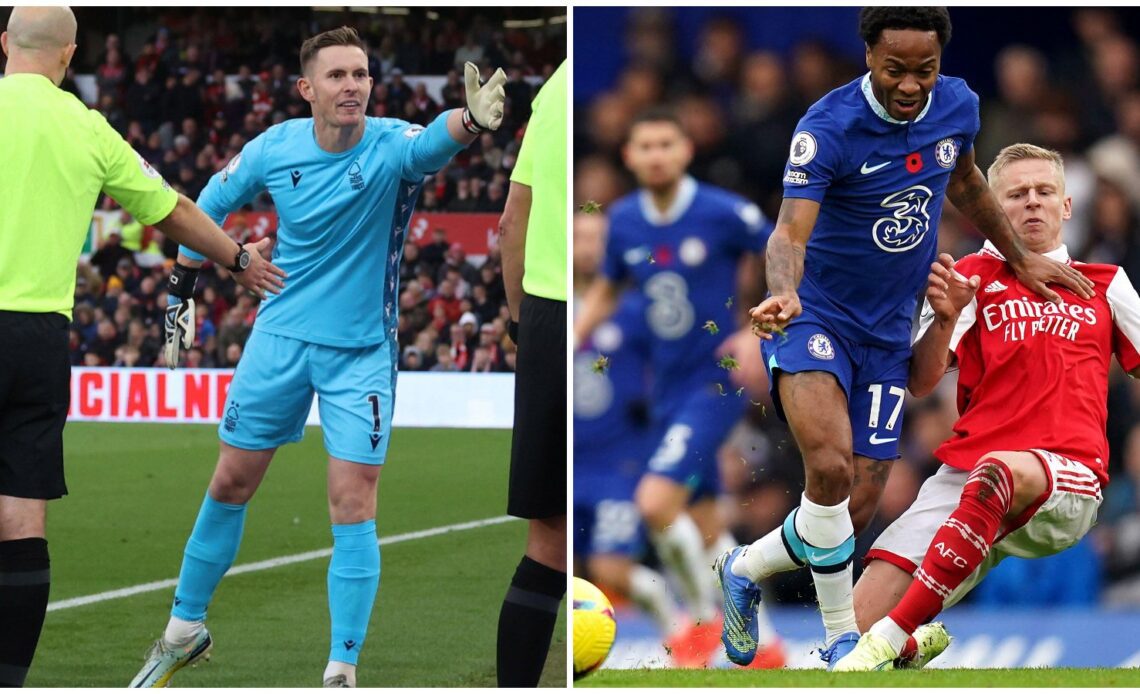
xmin=27 ymin=7 xmax=566 ymax=372
xmin=72 ymin=224 xmax=518 ymax=374
xmin=395 ymin=229 xmax=518 ymax=374
xmin=574 ymin=7 xmax=1140 ymax=607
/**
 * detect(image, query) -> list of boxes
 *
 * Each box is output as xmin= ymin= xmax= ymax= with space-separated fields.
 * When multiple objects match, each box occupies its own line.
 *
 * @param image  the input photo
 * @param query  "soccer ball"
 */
xmin=572 ymin=576 xmax=616 ymax=679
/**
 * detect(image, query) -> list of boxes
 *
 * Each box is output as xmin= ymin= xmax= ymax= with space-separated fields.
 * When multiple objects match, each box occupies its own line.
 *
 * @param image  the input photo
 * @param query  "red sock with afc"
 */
xmin=889 ymin=458 xmax=1014 ymax=634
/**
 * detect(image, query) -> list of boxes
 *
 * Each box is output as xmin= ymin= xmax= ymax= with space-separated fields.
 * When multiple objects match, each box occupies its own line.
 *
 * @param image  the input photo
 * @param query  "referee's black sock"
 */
xmin=496 ymin=555 xmax=566 ymax=687
xmin=0 ymin=538 xmax=50 ymax=687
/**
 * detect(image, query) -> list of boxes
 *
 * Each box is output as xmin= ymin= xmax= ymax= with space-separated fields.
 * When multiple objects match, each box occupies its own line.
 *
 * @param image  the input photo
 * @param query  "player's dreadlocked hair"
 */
xmin=858 ymin=7 xmax=952 ymax=48
xmin=299 ymin=26 xmax=366 ymax=74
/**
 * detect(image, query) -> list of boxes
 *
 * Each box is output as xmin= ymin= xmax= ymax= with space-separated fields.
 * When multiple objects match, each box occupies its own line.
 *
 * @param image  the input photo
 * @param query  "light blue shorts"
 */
xmin=219 ymin=329 xmax=397 ymax=464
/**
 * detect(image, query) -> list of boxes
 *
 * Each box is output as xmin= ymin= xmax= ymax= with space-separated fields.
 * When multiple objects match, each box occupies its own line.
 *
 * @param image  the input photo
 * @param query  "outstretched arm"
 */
xmin=445 ymin=62 xmax=507 ymax=145
xmin=749 ymin=196 xmax=819 ymax=339
xmin=155 ymin=195 xmax=283 ymax=298
xmin=158 ymin=196 xmax=284 ymax=369
xmin=405 ymin=63 xmax=508 ymax=177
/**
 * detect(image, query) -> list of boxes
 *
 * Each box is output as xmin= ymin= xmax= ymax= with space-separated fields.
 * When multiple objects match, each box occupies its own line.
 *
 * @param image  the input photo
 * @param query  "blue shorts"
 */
xmin=644 ymin=386 xmax=745 ymax=498
xmin=574 ymin=437 xmax=649 ymax=558
xmin=220 ymin=329 xmax=397 ymax=464
xmin=761 ymin=313 xmax=909 ymax=461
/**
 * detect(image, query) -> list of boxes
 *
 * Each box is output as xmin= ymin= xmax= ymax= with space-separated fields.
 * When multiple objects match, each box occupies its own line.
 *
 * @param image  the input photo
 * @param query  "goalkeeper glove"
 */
xmin=164 ymin=262 xmax=200 ymax=369
xmin=462 ymin=61 xmax=507 ymax=133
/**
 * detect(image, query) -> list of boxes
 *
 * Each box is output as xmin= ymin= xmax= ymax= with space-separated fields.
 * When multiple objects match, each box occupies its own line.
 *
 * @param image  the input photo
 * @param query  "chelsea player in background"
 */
xmin=574 ymin=216 xmax=690 ymax=656
xmin=129 ymin=27 xmax=506 ymax=688
xmin=575 ymin=108 xmax=773 ymax=667
xmin=715 ymin=7 xmax=1095 ymax=670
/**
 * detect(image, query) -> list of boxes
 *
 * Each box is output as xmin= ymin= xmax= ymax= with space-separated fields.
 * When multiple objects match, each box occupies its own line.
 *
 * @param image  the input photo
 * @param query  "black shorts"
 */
xmin=508 ymin=295 xmax=566 ymax=519
xmin=0 ymin=311 xmax=70 ymax=499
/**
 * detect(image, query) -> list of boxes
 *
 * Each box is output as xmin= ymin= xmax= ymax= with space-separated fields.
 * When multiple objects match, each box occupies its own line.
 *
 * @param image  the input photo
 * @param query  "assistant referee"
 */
xmin=495 ymin=59 xmax=567 ymax=687
xmin=0 ymin=7 xmax=283 ymax=686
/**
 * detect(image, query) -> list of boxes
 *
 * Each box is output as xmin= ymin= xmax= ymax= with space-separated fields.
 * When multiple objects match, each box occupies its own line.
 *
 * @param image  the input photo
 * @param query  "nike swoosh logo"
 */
xmin=869 ymin=433 xmax=898 ymax=444
xmin=860 ymin=161 xmax=890 ymax=174
xmin=813 ymin=547 xmax=844 ymax=562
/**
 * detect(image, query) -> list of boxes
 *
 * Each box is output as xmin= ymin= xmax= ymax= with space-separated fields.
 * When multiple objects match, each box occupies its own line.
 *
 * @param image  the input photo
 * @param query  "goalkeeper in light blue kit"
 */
xmin=128 ymin=27 xmax=506 ymax=688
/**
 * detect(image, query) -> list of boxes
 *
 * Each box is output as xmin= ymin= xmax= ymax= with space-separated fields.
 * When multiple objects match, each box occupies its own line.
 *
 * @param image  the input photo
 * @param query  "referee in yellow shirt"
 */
xmin=496 ymin=59 xmax=567 ymax=686
xmin=0 ymin=7 xmax=284 ymax=686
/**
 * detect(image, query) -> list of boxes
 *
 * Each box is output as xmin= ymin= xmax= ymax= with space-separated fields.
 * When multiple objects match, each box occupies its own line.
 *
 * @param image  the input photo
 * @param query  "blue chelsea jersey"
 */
xmin=186 ymin=114 xmax=464 ymax=347
xmin=782 ymin=73 xmax=981 ymax=350
xmin=603 ymin=177 xmax=771 ymax=406
xmin=574 ymin=293 xmax=652 ymax=459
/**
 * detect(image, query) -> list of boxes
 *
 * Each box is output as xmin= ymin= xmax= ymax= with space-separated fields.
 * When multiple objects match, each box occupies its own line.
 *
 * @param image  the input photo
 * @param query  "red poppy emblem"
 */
xmin=906 ymin=152 xmax=924 ymax=174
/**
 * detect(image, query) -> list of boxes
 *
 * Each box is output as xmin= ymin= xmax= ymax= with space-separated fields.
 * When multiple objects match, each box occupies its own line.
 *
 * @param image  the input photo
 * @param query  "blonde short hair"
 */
xmin=987 ymin=143 xmax=1066 ymax=191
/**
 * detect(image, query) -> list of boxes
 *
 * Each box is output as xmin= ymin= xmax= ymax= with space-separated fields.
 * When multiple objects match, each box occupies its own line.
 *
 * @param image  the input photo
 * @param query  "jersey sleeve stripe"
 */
xmin=1107 ymin=266 xmax=1140 ymax=373
xmin=949 ymin=297 xmax=977 ymax=352
xmin=913 ymin=299 xmax=936 ymax=344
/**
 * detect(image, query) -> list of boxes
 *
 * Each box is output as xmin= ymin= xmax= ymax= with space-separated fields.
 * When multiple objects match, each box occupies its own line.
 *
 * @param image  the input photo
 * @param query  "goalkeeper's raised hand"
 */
xmin=462 ymin=61 xmax=507 ymax=132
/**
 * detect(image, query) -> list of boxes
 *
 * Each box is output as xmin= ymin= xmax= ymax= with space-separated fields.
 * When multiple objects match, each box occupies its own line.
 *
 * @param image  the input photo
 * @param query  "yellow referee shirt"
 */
xmin=510 ymin=61 xmax=567 ymax=302
xmin=0 ymin=73 xmax=178 ymax=318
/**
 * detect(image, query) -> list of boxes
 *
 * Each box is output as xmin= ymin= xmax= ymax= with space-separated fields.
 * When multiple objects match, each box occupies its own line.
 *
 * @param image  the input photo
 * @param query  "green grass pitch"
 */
xmin=28 ymin=422 xmax=565 ymax=687
xmin=578 ymin=668 xmax=1140 ymax=687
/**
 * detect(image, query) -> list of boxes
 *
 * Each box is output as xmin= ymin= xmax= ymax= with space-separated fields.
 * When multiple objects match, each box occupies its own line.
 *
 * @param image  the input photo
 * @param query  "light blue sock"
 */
xmin=781 ymin=508 xmax=808 ymax=565
xmin=328 ymin=519 xmax=380 ymax=665
xmin=171 ymin=493 xmax=247 ymax=621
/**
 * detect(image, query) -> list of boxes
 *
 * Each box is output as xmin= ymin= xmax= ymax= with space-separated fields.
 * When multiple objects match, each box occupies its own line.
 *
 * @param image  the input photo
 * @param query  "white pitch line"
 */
xmin=48 ymin=515 xmax=519 ymax=612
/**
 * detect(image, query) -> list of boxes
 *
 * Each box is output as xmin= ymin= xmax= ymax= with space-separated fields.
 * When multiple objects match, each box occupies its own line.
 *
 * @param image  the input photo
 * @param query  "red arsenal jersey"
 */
xmin=916 ymin=243 xmax=1140 ymax=485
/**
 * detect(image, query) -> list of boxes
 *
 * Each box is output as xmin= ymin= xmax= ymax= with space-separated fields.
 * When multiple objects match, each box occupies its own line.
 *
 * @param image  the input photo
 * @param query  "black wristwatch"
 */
xmin=227 ymin=244 xmax=251 ymax=273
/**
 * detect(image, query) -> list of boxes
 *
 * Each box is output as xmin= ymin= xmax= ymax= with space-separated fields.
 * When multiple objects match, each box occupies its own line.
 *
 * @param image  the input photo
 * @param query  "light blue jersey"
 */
xmin=185 ymin=112 xmax=466 ymax=458
xmin=183 ymin=113 xmax=464 ymax=347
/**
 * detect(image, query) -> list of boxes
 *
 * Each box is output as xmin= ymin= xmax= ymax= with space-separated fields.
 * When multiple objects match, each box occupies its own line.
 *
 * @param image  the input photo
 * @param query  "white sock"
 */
xmin=163 ymin=616 xmax=205 ymax=647
xmin=794 ymin=494 xmax=852 ymax=549
xmin=629 ymin=564 xmax=684 ymax=637
xmin=652 ymin=513 xmax=719 ymax=623
xmin=731 ymin=526 xmax=800 ymax=582
xmin=812 ymin=564 xmax=859 ymax=645
xmin=323 ymin=661 xmax=356 ymax=687
xmin=705 ymin=530 xmax=737 ymax=567
xmin=795 ymin=495 xmax=858 ymax=645
xmin=869 ymin=616 xmax=909 ymax=656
